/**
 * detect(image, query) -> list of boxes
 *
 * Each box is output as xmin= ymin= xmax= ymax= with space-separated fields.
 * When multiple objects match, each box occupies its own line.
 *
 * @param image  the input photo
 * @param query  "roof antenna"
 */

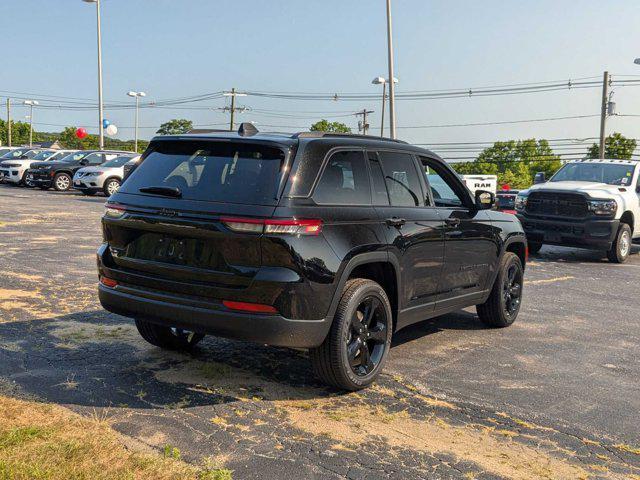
xmin=238 ymin=122 xmax=258 ymax=137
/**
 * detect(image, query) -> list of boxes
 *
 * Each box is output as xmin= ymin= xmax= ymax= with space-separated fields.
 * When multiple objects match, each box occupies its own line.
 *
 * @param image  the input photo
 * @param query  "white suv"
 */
xmin=73 ymin=154 xmax=140 ymax=196
xmin=0 ymin=149 xmax=75 ymax=186
xmin=516 ymin=159 xmax=640 ymax=263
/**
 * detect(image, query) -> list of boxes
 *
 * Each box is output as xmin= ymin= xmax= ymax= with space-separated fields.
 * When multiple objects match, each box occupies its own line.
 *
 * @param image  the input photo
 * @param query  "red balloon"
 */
xmin=76 ymin=128 xmax=88 ymax=139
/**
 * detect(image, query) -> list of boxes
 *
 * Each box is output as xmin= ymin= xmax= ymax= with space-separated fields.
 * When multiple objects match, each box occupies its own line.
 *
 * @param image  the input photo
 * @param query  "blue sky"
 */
xmin=3 ymin=0 xmax=640 ymax=156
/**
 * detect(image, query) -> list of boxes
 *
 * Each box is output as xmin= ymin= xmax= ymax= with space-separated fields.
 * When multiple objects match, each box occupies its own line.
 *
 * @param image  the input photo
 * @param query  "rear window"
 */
xmin=121 ymin=141 xmax=286 ymax=205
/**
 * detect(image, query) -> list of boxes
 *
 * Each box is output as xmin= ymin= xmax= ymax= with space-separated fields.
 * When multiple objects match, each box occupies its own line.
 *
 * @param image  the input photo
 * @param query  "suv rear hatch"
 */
xmin=102 ymin=138 xmax=292 ymax=294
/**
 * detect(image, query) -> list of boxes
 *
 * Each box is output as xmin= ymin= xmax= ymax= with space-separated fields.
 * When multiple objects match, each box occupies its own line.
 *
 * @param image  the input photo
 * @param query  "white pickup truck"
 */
xmin=516 ymin=159 xmax=640 ymax=263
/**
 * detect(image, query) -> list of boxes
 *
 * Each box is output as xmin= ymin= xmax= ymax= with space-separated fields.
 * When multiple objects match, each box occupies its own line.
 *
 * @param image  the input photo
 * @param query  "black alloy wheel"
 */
xmin=477 ymin=252 xmax=523 ymax=328
xmin=310 ymin=278 xmax=393 ymax=391
xmin=347 ymin=296 xmax=388 ymax=376
xmin=502 ymin=263 xmax=523 ymax=319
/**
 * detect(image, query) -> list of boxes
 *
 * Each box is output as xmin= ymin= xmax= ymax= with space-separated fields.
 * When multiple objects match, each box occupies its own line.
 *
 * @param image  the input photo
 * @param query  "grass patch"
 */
xmin=0 ymin=395 xmax=231 ymax=479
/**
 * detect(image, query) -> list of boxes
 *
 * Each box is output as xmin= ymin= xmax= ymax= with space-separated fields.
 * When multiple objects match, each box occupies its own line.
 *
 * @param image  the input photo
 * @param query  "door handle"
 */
xmin=445 ymin=218 xmax=461 ymax=228
xmin=385 ymin=217 xmax=406 ymax=228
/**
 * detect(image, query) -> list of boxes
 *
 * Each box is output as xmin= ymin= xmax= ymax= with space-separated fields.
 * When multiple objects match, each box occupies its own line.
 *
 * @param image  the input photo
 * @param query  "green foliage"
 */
xmin=587 ymin=132 xmax=636 ymax=159
xmin=156 ymin=118 xmax=194 ymax=135
xmin=162 ymin=445 xmax=181 ymax=460
xmin=452 ymin=139 xmax=562 ymax=189
xmin=310 ymin=119 xmax=351 ymax=133
xmin=0 ymin=119 xmax=31 ymax=146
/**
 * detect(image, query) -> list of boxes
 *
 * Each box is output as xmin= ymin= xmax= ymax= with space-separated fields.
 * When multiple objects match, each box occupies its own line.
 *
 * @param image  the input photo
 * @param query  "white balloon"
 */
xmin=106 ymin=124 xmax=118 ymax=136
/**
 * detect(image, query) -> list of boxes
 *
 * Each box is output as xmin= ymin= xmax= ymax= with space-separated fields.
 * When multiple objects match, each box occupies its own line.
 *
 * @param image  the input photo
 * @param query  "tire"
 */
xmin=103 ymin=178 xmax=121 ymax=197
xmin=20 ymin=171 xmax=29 ymax=187
xmin=135 ymin=318 xmax=205 ymax=351
xmin=528 ymin=241 xmax=542 ymax=255
xmin=310 ymin=278 xmax=393 ymax=391
xmin=477 ymin=252 xmax=523 ymax=328
xmin=607 ymin=223 xmax=632 ymax=263
xmin=53 ymin=173 xmax=72 ymax=191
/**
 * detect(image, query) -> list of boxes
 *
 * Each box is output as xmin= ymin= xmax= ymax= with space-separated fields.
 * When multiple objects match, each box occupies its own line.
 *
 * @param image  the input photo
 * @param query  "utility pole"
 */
xmin=6 ymin=98 xmax=11 ymax=147
xmin=599 ymin=71 xmax=610 ymax=160
xmin=355 ymin=109 xmax=374 ymax=135
xmin=386 ymin=0 xmax=397 ymax=139
xmin=221 ymin=88 xmax=248 ymax=131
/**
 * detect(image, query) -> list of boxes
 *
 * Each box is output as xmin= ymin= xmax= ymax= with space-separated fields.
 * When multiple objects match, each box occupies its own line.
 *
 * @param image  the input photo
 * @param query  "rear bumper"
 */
xmin=98 ymin=283 xmax=330 ymax=348
xmin=517 ymin=214 xmax=619 ymax=249
xmin=96 ymin=243 xmax=334 ymax=348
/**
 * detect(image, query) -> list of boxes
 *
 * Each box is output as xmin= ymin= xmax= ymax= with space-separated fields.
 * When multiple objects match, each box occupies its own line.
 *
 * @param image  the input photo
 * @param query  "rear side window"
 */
xmin=313 ymin=150 xmax=371 ymax=205
xmin=121 ymin=141 xmax=286 ymax=205
xmin=378 ymin=151 xmax=423 ymax=206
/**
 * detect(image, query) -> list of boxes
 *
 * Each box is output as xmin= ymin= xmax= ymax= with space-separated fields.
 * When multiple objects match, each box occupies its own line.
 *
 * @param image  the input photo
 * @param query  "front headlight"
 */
xmin=515 ymin=194 xmax=528 ymax=211
xmin=588 ymin=199 xmax=617 ymax=216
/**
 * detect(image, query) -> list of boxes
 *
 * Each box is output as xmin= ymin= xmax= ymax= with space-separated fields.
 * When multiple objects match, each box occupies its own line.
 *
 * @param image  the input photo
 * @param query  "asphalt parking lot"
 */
xmin=1 ymin=185 xmax=639 ymax=479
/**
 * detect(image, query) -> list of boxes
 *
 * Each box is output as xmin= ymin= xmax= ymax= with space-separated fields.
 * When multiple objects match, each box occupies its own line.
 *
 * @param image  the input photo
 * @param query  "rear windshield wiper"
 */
xmin=139 ymin=186 xmax=182 ymax=198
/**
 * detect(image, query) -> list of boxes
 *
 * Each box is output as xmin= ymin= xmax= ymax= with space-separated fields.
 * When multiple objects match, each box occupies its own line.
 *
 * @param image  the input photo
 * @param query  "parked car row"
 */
xmin=0 ymin=146 xmax=139 ymax=196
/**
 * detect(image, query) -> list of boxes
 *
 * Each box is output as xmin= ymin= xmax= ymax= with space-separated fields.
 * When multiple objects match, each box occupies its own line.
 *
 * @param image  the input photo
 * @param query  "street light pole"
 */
xmin=599 ymin=71 xmax=609 ymax=160
xmin=84 ymin=0 xmax=104 ymax=150
xmin=24 ymin=100 xmax=39 ymax=148
xmin=372 ymin=77 xmax=398 ymax=137
xmin=127 ymin=91 xmax=146 ymax=152
xmin=385 ymin=0 xmax=397 ymax=139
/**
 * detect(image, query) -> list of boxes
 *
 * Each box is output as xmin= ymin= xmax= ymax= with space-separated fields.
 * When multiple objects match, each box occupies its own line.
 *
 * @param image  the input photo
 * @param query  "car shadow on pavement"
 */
xmin=531 ymin=244 xmax=640 ymax=264
xmin=0 ymin=310 xmax=335 ymax=411
xmin=391 ymin=309 xmax=483 ymax=348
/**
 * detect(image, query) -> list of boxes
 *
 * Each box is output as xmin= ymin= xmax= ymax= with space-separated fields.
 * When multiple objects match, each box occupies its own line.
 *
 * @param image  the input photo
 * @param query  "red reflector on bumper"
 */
xmin=100 ymin=276 xmax=118 ymax=288
xmin=222 ymin=300 xmax=277 ymax=314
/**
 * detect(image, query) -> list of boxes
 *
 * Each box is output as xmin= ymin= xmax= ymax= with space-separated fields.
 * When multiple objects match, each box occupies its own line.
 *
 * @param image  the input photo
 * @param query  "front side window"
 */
xmin=421 ymin=157 xmax=465 ymax=207
xmin=314 ymin=150 xmax=371 ymax=205
xmin=551 ymin=163 xmax=635 ymax=186
xmin=103 ymin=155 xmax=135 ymax=168
xmin=31 ymin=151 xmax=56 ymax=161
xmin=378 ymin=151 xmax=423 ymax=207
xmin=121 ymin=140 xmax=286 ymax=205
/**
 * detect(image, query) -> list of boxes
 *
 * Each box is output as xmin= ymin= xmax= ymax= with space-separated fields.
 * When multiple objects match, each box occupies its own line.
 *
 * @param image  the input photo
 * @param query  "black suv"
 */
xmin=29 ymin=150 xmax=130 ymax=191
xmin=98 ymin=126 xmax=527 ymax=390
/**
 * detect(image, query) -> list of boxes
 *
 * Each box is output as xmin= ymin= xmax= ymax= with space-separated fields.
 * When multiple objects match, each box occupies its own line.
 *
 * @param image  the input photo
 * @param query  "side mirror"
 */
xmin=475 ymin=190 xmax=495 ymax=210
xmin=79 ymin=159 xmax=89 ymax=165
xmin=534 ymin=172 xmax=546 ymax=184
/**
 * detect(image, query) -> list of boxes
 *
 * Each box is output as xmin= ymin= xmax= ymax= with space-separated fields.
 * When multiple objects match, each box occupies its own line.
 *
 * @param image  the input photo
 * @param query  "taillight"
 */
xmin=222 ymin=300 xmax=278 ymax=314
xmin=104 ymin=203 xmax=126 ymax=218
xmin=221 ymin=217 xmax=322 ymax=236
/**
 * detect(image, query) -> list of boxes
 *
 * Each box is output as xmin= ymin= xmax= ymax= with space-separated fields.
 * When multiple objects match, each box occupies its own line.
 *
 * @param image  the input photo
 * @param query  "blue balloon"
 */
xmin=103 ymin=119 xmax=111 ymax=128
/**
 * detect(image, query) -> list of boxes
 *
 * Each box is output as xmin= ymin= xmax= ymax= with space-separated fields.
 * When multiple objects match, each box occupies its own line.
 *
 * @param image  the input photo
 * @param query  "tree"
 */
xmin=156 ymin=119 xmax=194 ymax=135
xmin=310 ymin=120 xmax=351 ymax=133
xmin=588 ymin=132 xmax=636 ymax=159
xmin=452 ymin=139 xmax=562 ymax=189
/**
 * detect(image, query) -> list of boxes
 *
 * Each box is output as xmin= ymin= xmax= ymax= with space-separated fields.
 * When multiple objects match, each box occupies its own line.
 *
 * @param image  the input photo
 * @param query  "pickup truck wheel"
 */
xmin=607 ymin=223 xmax=632 ymax=263
xmin=477 ymin=252 xmax=523 ymax=328
xmin=310 ymin=279 xmax=393 ymax=391
xmin=134 ymin=318 xmax=204 ymax=351
xmin=528 ymin=242 xmax=542 ymax=255
xmin=53 ymin=173 xmax=72 ymax=191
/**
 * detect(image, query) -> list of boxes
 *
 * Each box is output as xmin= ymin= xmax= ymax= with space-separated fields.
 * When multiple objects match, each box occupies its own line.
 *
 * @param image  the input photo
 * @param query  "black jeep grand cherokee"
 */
xmin=98 ymin=126 xmax=527 ymax=390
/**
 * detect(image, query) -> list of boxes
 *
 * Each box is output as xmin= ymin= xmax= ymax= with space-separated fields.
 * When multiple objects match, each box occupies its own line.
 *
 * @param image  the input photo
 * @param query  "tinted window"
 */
xmin=378 ymin=152 xmax=422 ymax=206
xmin=367 ymin=152 xmax=390 ymax=205
xmin=121 ymin=140 xmax=286 ymax=205
xmin=103 ymin=155 xmax=136 ymax=168
xmin=31 ymin=151 xmax=56 ymax=161
xmin=58 ymin=152 xmax=87 ymax=163
xmin=420 ymin=158 xmax=465 ymax=207
xmin=314 ymin=151 xmax=371 ymax=205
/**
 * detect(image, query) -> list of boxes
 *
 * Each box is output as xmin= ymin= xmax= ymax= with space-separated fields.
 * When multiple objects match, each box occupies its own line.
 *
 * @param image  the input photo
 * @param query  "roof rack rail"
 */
xmin=293 ymin=131 xmax=408 ymax=144
xmin=186 ymin=128 xmax=231 ymax=134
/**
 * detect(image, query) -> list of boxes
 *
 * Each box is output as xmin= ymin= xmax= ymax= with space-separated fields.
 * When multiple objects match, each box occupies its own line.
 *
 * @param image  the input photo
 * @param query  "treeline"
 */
xmin=0 ymin=120 xmax=147 ymax=153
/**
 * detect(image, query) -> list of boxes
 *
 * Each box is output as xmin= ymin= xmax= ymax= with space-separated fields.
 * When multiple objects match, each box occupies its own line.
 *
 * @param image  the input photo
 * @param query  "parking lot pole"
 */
xmin=5 ymin=99 xmax=10 ymax=147
xmin=386 ymin=0 xmax=397 ymax=139
xmin=599 ymin=71 xmax=609 ymax=160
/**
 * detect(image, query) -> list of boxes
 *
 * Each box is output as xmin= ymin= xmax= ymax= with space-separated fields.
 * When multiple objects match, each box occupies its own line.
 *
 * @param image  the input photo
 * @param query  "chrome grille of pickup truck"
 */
xmin=526 ymin=192 xmax=589 ymax=218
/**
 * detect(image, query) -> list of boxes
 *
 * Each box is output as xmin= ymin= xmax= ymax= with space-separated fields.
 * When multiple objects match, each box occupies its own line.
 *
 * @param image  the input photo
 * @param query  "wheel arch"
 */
xmin=324 ymin=252 xmax=401 ymax=332
xmin=620 ymin=210 xmax=634 ymax=233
